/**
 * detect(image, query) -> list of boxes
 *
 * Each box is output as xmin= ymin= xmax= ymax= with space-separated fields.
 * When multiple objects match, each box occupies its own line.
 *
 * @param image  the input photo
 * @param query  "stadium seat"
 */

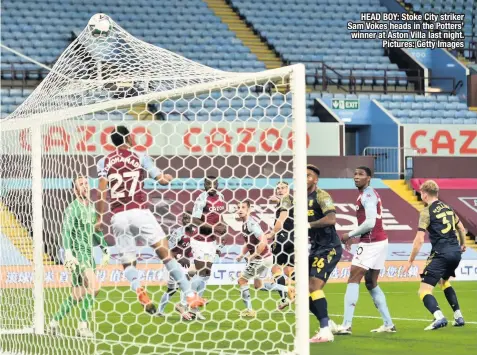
xmin=1 ymin=0 xmax=266 ymax=76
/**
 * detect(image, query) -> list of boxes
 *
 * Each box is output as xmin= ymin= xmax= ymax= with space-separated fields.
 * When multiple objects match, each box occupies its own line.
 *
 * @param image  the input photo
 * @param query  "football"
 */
xmin=88 ymin=13 xmax=112 ymax=38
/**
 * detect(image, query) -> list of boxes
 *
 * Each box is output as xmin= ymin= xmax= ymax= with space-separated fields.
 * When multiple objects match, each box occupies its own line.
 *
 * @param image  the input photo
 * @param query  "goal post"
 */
xmin=0 ymin=14 xmax=309 ymax=355
xmin=289 ymin=63 xmax=309 ymax=355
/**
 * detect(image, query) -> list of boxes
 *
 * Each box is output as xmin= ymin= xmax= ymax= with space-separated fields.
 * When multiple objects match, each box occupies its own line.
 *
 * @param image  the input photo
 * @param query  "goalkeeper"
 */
xmin=49 ymin=176 xmax=110 ymax=338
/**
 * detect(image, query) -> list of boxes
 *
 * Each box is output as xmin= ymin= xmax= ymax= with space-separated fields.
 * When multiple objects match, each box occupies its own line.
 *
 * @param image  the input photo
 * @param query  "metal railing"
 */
xmin=363 ymin=146 xmax=420 ymax=178
xmin=1 ymin=62 xmax=52 ymax=88
xmin=298 ymin=61 xmax=460 ymax=95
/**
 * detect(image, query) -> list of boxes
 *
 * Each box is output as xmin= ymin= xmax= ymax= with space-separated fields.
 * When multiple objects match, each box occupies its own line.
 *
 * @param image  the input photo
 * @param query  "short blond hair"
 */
xmin=420 ymin=180 xmax=439 ymax=197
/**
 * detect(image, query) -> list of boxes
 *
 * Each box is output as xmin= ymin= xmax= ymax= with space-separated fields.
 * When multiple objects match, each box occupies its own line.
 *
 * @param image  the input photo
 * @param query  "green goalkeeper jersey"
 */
xmin=62 ymin=198 xmax=107 ymax=264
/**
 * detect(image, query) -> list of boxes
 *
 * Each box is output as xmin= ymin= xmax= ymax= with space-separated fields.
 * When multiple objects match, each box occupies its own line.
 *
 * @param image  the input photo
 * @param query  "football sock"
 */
xmin=273 ymin=273 xmax=287 ymax=302
xmin=443 ymin=286 xmax=461 ymax=313
xmin=343 ymin=282 xmax=360 ymax=327
xmin=310 ymin=290 xmax=329 ymax=328
xmin=240 ymin=285 xmax=252 ymax=310
xmin=197 ymin=275 xmax=209 ymax=298
xmin=454 ymin=309 xmax=463 ymax=319
xmin=180 ymin=290 xmax=188 ymax=307
xmin=309 ymin=297 xmax=320 ymax=321
xmin=165 ymin=259 xmax=193 ymax=297
xmin=80 ymin=294 xmax=94 ymax=322
xmin=422 ymin=294 xmax=443 ymax=319
xmin=53 ymin=296 xmax=78 ymax=321
xmin=124 ymin=265 xmax=141 ymax=292
xmin=369 ymin=286 xmax=393 ymax=327
xmin=158 ymin=288 xmax=177 ymax=313
xmin=191 ymin=275 xmax=209 ymax=312
xmin=260 ymin=282 xmax=288 ymax=294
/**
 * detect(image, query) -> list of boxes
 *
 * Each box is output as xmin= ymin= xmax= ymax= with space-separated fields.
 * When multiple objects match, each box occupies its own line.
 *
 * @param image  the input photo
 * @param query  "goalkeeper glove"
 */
xmin=64 ymin=250 xmax=79 ymax=272
xmin=101 ymin=248 xmax=111 ymax=266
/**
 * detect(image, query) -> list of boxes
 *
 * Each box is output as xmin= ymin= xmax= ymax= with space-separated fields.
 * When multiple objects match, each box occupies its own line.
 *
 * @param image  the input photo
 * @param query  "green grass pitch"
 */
xmin=1 ymin=282 xmax=475 ymax=355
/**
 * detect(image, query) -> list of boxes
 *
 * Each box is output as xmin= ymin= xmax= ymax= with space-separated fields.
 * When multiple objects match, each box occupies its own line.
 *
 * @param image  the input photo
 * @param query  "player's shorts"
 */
xmin=71 ymin=259 xmax=96 ymax=288
xmin=241 ymin=255 xmax=273 ymax=281
xmin=421 ymin=250 xmax=462 ymax=287
xmin=272 ymin=232 xmax=294 ymax=267
xmin=272 ymin=241 xmax=295 ymax=267
xmin=190 ymin=239 xmax=216 ymax=263
xmin=309 ymin=246 xmax=342 ymax=282
xmin=111 ymin=208 xmax=166 ymax=264
xmin=351 ymin=239 xmax=388 ymax=270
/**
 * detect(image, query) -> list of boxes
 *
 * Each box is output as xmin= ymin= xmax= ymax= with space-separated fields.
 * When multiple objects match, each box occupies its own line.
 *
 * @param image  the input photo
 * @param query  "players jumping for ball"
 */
xmin=267 ymin=181 xmax=295 ymax=310
xmin=236 ymin=200 xmax=293 ymax=318
xmin=189 ymin=176 xmax=227 ymax=320
xmin=404 ymin=180 xmax=467 ymax=330
xmin=96 ymin=126 xmax=206 ymax=314
xmin=337 ymin=166 xmax=395 ymax=335
xmin=306 ymin=165 xmax=342 ymax=343
xmin=49 ymin=176 xmax=110 ymax=337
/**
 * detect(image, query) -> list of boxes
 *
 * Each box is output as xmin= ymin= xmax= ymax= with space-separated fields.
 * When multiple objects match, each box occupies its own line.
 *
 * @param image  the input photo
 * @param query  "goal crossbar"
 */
xmin=1 ymin=65 xmax=298 ymax=132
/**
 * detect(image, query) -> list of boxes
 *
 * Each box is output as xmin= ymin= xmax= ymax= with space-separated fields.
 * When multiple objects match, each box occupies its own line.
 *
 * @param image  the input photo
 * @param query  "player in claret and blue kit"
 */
xmin=189 ymin=176 xmax=227 ymax=320
xmin=337 ymin=166 xmax=396 ymax=335
xmin=96 ymin=126 xmax=206 ymax=315
xmin=156 ymin=211 xmax=197 ymax=320
xmin=235 ymin=200 xmax=292 ymax=318
xmin=405 ymin=180 xmax=467 ymax=330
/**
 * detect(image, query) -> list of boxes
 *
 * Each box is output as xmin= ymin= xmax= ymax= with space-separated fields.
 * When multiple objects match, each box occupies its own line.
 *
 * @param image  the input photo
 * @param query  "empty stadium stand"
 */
xmin=318 ymin=92 xmax=477 ymax=124
xmin=1 ymin=0 xmax=266 ymax=73
xmin=230 ymin=0 xmax=410 ymax=88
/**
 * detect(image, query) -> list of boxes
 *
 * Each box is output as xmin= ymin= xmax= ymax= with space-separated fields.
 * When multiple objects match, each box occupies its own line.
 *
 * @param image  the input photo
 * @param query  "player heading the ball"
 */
xmin=96 ymin=125 xmax=206 ymax=314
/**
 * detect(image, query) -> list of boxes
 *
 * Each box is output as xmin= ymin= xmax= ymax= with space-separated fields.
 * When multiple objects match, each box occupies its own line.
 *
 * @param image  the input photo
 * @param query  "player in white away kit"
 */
xmin=336 ymin=166 xmax=396 ymax=334
xmin=96 ymin=126 xmax=206 ymax=314
xmin=235 ymin=200 xmax=293 ymax=318
xmin=190 ymin=176 xmax=227 ymax=320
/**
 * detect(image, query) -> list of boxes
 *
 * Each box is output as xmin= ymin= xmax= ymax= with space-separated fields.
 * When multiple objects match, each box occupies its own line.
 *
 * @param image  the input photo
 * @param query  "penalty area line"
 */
xmin=329 ymin=314 xmax=477 ymax=325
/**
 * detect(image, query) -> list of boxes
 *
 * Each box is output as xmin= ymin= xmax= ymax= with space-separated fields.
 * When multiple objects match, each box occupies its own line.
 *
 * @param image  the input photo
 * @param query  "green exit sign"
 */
xmin=331 ymin=99 xmax=359 ymax=110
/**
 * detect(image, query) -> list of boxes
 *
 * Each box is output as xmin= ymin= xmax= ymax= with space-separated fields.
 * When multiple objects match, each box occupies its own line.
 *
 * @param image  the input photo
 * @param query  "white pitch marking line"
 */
xmin=329 ymin=314 xmax=477 ymax=325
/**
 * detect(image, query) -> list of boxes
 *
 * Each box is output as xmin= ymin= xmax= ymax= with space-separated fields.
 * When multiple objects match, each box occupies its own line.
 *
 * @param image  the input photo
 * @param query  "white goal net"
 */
xmin=0 ymin=14 xmax=308 ymax=355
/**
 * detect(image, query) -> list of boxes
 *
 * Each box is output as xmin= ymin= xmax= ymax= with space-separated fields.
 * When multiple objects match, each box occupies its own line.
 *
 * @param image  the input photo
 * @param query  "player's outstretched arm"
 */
xmin=348 ymin=191 xmax=378 ymax=239
xmin=236 ymin=245 xmax=249 ymax=262
xmin=141 ymin=153 xmax=173 ymax=186
xmin=248 ymin=220 xmax=267 ymax=260
xmin=61 ymin=205 xmax=74 ymax=252
xmin=253 ymin=235 xmax=268 ymax=259
xmin=406 ymin=230 xmax=425 ymax=270
xmin=308 ymin=212 xmax=336 ymax=229
xmin=155 ymin=173 xmax=173 ymax=186
xmin=62 ymin=205 xmax=79 ymax=270
xmin=405 ymin=208 xmax=428 ymax=273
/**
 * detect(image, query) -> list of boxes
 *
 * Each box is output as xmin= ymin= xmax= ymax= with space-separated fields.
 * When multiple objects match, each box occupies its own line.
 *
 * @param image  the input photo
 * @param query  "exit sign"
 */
xmin=331 ymin=99 xmax=359 ymax=110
